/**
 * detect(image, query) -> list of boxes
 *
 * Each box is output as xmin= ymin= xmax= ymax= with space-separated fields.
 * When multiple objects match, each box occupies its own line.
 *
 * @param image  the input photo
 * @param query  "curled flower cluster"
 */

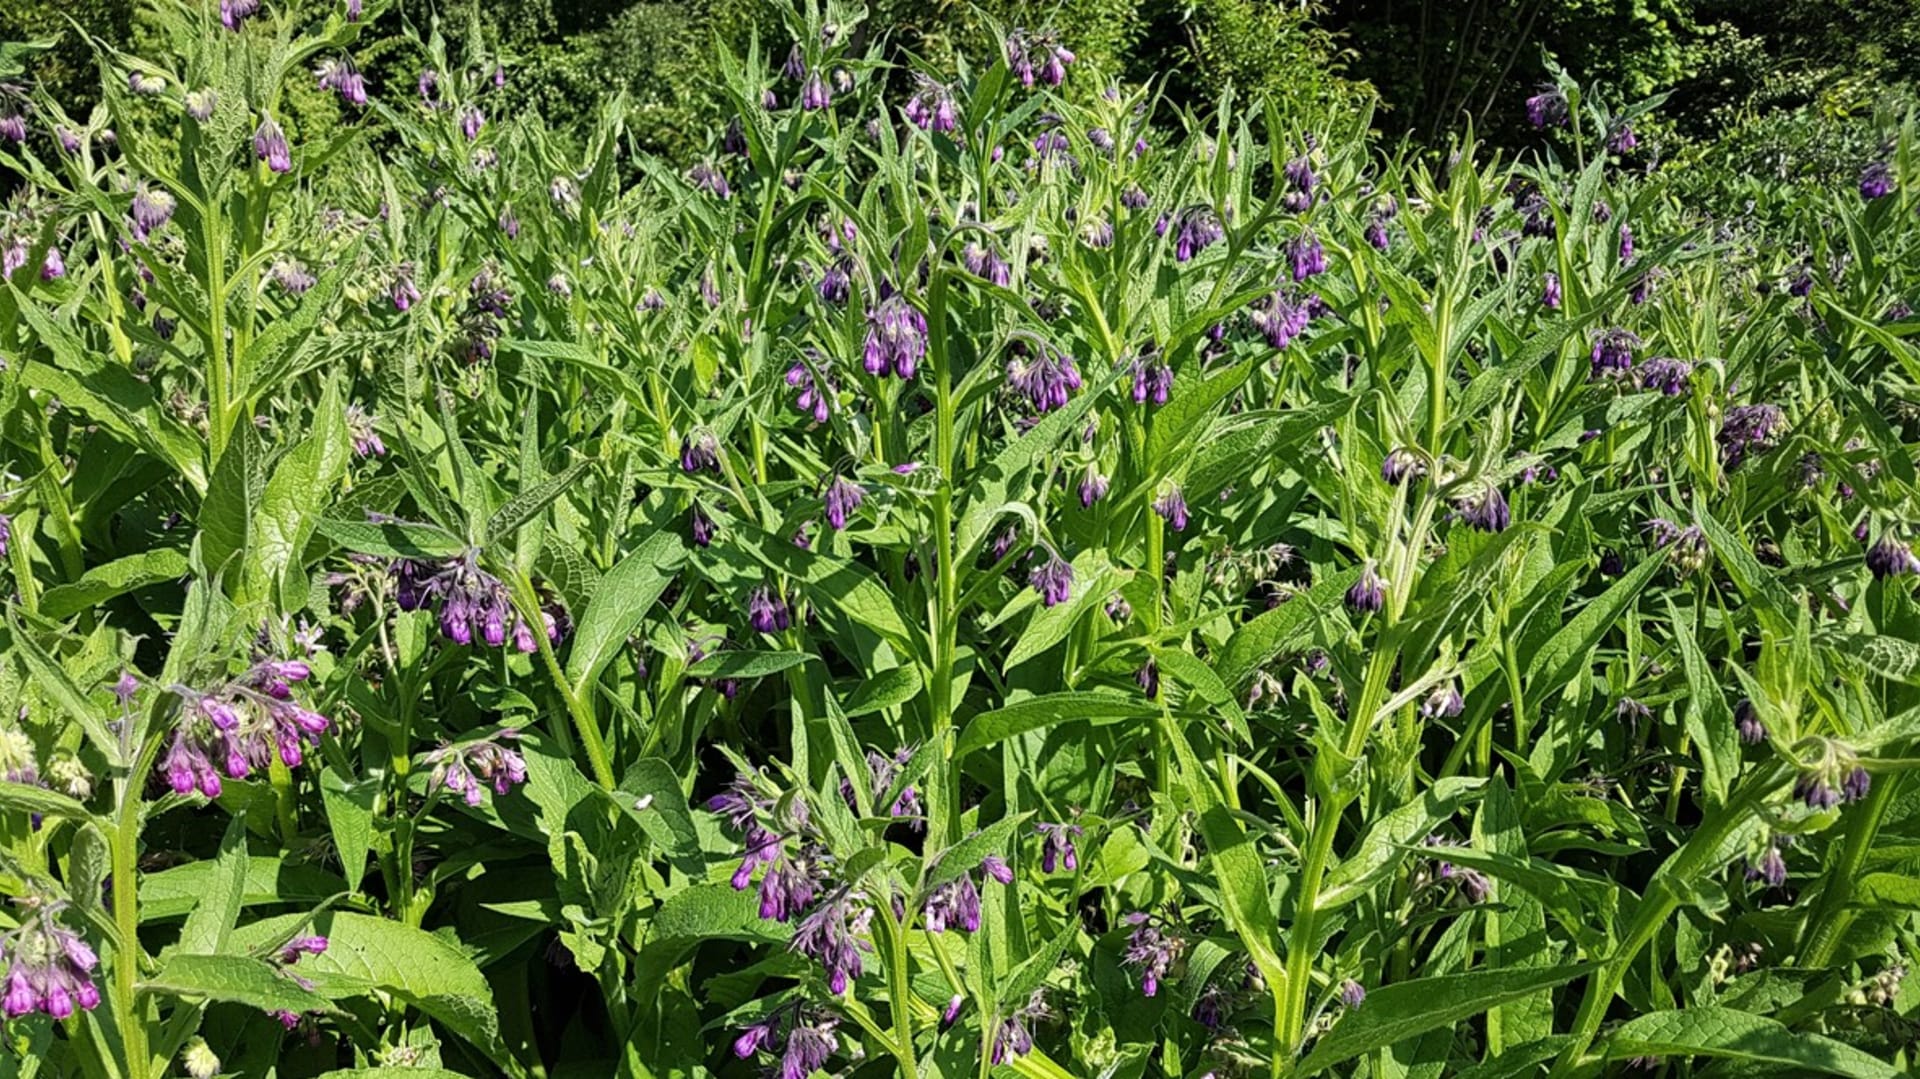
xmin=923 ymin=854 xmax=1013 ymax=933
xmin=1166 ymin=205 xmax=1225 ymax=263
xmin=1638 ymin=356 xmax=1692 ymax=396
xmin=1034 ymin=820 xmax=1081 ymax=872
xmin=1007 ymin=345 xmax=1082 ymax=414
xmin=1005 ymin=30 xmax=1074 ymax=88
xmin=393 ymin=551 xmax=561 ymax=652
xmin=1453 ymin=484 xmax=1511 ymax=533
xmin=1643 ymin=517 xmax=1709 ymax=576
xmin=1251 ymin=286 xmax=1317 ymax=350
xmin=1864 ymin=533 xmax=1920 ymax=580
xmin=839 ymin=746 xmax=922 ymax=825
xmin=424 ymin=731 xmax=528 ymax=806
xmin=1029 ymin=552 xmax=1074 ymax=607
xmin=1717 ymin=403 xmax=1786 ymax=470
xmin=1121 ymin=912 xmax=1183 ymax=996
xmin=734 ymin=1004 xmax=840 ymax=1078
xmin=1794 ymin=741 xmax=1871 ymax=811
xmin=2 ymin=905 xmax=99 ymax=1019
xmin=992 ymin=990 xmax=1053 ymax=1063
xmin=962 ymin=242 xmax=1012 ymax=287
xmin=863 ymin=291 xmax=928 ymax=378
xmin=1590 ymin=328 xmax=1640 ymax=379
xmin=315 ymin=58 xmax=367 ymax=107
xmin=161 ymin=653 xmax=330 ymax=798
xmin=903 ymin=74 xmax=958 ymax=132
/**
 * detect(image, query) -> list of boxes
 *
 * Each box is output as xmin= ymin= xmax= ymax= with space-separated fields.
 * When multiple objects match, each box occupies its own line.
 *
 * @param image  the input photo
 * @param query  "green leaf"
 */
xmin=613 ymin=758 xmax=700 ymax=859
xmin=38 ymin=548 xmax=189 ymax=619
xmin=1320 ymin=777 xmax=1486 ymax=910
xmin=0 ymin=779 xmax=94 ymax=823
xmin=924 ymin=813 xmax=1030 ymax=892
xmin=313 ymin=518 xmax=468 ymax=561
xmin=1525 ymin=555 xmax=1660 ymax=694
xmin=841 ymin=666 xmax=922 ymax=718
xmin=1215 ymin=567 xmax=1357 ymax=691
xmin=1146 ymin=362 xmax=1251 ymax=468
xmin=953 ymin=693 xmax=1160 ymax=760
xmin=1299 ymin=964 xmax=1594 ymax=1075
xmin=315 ymin=1070 xmax=474 ymax=1079
xmin=1003 ymin=550 xmax=1119 ymax=671
xmin=320 ymin=771 xmax=377 ymax=894
xmin=562 ymin=529 xmax=686 ymax=688
xmin=4 ymin=615 xmax=122 ymax=765
xmin=177 ymin=814 xmax=249 ymax=956
xmin=199 ymin=416 xmax=261 ymax=580
xmin=140 ymin=857 xmax=345 ymax=921
xmin=1670 ymin=600 xmax=1738 ymax=808
xmin=484 ymin=457 xmax=594 ymax=546
xmin=732 ymin=521 xmax=911 ymax=649
xmin=1603 ymin=1007 xmax=1899 ymax=1078
xmin=229 ymin=911 xmax=505 ymax=1057
xmin=687 ymin=650 xmax=815 ymax=680
xmin=249 ymin=386 xmax=350 ymax=606
xmin=1834 ymin=632 xmax=1920 ymax=686
xmin=142 ymin=953 xmax=329 ymax=1015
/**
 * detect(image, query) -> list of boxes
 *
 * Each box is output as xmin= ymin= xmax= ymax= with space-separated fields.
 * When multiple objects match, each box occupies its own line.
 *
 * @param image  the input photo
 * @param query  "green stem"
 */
xmin=881 ymin=908 xmax=922 ymax=1079
xmin=1800 ymin=770 xmax=1901 ymax=967
xmin=515 ymin=572 xmax=615 ymax=789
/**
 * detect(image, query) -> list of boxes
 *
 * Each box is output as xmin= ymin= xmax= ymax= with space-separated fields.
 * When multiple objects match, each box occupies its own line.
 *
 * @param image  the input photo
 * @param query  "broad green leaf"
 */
xmin=1215 ymin=568 xmax=1358 ymax=691
xmin=140 ymin=857 xmax=346 ymax=920
xmin=0 ymin=779 xmax=94 ymax=823
xmin=841 ymin=666 xmax=922 ymax=718
xmin=142 ymin=953 xmax=329 ymax=1015
xmin=313 ymin=518 xmax=468 ymax=561
xmin=1525 ymin=556 xmax=1660 ymax=695
xmin=924 ymin=813 xmax=1031 ymax=892
xmin=5 ymin=615 xmax=123 ymax=766
xmin=1603 ymin=1007 xmax=1898 ymax=1078
xmin=1320 ymin=777 xmax=1486 ymax=910
xmin=484 ymin=457 xmax=594 ymax=546
xmin=562 ymin=529 xmax=686 ymax=687
xmin=1298 ymin=964 xmax=1594 ymax=1075
xmin=38 ymin=548 xmax=189 ymax=619
xmin=954 ymin=693 xmax=1159 ymax=760
xmin=320 ymin=771 xmax=377 ymax=894
xmin=249 ymin=385 xmax=350 ymax=606
xmin=1669 ymin=599 xmax=1738 ymax=807
xmin=177 ymin=814 xmax=249 ymax=956
xmin=687 ymin=650 xmax=815 ymax=680
xmin=229 ymin=911 xmax=505 ymax=1057
xmin=199 ymin=416 xmax=261 ymax=580
xmin=614 ymin=758 xmax=700 ymax=859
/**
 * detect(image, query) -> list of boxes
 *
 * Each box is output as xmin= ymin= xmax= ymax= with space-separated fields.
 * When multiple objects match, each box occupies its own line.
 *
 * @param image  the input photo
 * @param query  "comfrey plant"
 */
xmin=0 ymin=3 xmax=1917 ymax=1077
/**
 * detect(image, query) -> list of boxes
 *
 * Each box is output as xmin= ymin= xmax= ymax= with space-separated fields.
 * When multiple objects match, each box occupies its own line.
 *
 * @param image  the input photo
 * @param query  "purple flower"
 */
xmin=991 ymin=991 xmax=1050 ymax=1064
xmin=1861 ymin=161 xmax=1895 ymax=201
xmin=1122 ymin=913 xmax=1181 ymax=997
xmin=1747 ymin=844 xmax=1787 ymax=888
xmin=1284 ymin=153 xmax=1317 ymax=208
xmin=1795 ymin=772 xmax=1842 ymax=810
xmin=790 ymin=890 xmax=870 ymax=994
xmin=1382 ymin=447 xmax=1424 ymax=485
xmin=680 ymin=430 xmax=721 ymax=474
xmin=253 ymin=118 xmax=291 ymax=173
xmin=425 ymin=732 xmax=528 ymax=806
xmin=1525 ymin=87 xmax=1568 ymax=129
xmin=1035 ymin=821 xmax=1081 ymax=872
xmin=315 ymin=58 xmax=367 ymax=107
xmin=1006 ymin=29 xmax=1073 ymax=88
xmin=962 ymin=242 xmax=1012 ymax=287
xmin=787 ymin=360 xmax=834 ymax=422
xmin=220 ymin=0 xmax=261 ymax=31
xmin=389 ymin=552 xmax=560 ymax=653
xmin=130 ymin=187 xmax=176 ymax=241
xmin=1252 ymin=287 xmax=1314 ymax=349
xmin=1 ymin=913 xmax=100 ymax=1020
xmin=1136 ymin=659 xmax=1159 ymax=698
xmin=690 ymin=504 xmax=716 ymax=547
xmin=1347 ymin=561 xmax=1387 ymax=614
xmin=816 ymin=257 xmax=852 ymax=305
xmin=1866 ymin=534 xmax=1920 ymax=580
xmin=1029 ymin=552 xmax=1074 ymax=607
xmin=1129 ymin=355 xmax=1173 ymax=407
xmin=1454 ymin=485 xmax=1510 ymax=533
xmin=904 ymin=74 xmax=959 ymax=132
xmin=1590 ymin=328 xmax=1639 ymax=379
xmin=863 ymin=292 xmax=929 ymax=378
xmin=823 ymin=475 xmax=865 ymax=530
xmin=1288 ymin=230 xmax=1327 ymax=281
xmin=1419 ymin=682 xmax=1464 ymax=719
xmin=1717 ymin=403 xmax=1786 ymax=470
xmin=1735 ymin=699 xmax=1767 ymax=745
xmin=345 ymin=404 xmax=385 ymax=458
xmin=389 ymin=264 xmax=421 ymax=312
xmin=1608 ymin=123 xmax=1638 ymax=154
xmin=1638 ymin=357 xmax=1692 ymax=396
xmin=1122 ymin=185 xmax=1151 ymax=210
xmin=924 ymin=872 xmax=983 ymax=933
xmin=1170 ymin=205 xmax=1224 ymax=263
xmin=1007 ymin=346 xmax=1082 ymax=414
xmin=801 ymin=71 xmax=832 ymax=111
xmin=1153 ymin=484 xmax=1189 ymax=531
xmin=748 ymin=586 xmax=791 ymax=634
xmin=1618 ymin=224 xmax=1635 ymax=264
xmin=460 ymin=105 xmax=485 ymax=142
xmin=1542 ymin=271 xmax=1561 ymax=309
xmin=688 ymin=162 xmax=730 ymax=199
xmin=1366 ymin=216 xmax=1391 ymax=250
xmin=1078 ymin=465 xmax=1109 ymax=508
xmin=1339 ymin=979 xmax=1367 ymax=1008
xmin=782 ymin=44 xmax=808 ymax=82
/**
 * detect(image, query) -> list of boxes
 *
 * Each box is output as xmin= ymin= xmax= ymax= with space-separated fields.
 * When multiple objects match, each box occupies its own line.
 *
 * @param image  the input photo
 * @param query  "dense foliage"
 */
xmin=1 ymin=2 xmax=1919 ymax=1078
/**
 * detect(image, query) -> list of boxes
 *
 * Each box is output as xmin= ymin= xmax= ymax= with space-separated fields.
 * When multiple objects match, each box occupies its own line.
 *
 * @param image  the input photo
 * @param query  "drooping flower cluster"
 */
xmin=1643 ymin=517 xmax=1709 ymax=576
xmin=345 ymin=404 xmax=385 ymax=458
xmin=1346 ymin=560 xmax=1387 ymax=614
xmin=923 ymin=854 xmax=1013 ymax=933
xmin=1860 ymin=160 xmax=1895 ymax=201
xmin=903 ymin=74 xmax=958 ymax=132
xmin=423 ymin=730 xmax=529 ymax=806
xmin=267 ymin=935 xmax=329 ymax=1029
xmin=253 ymin=117 xmax=292 ymax=173
xmin=1033 ymin=821 xmax=1081 ymax=872
xmin=1287 ymin=229 xmax=1327 ymax=281
xmin=1005 ymin=29 xmax=1074 ymax=88
xmin=392 ymin=550 xmax=561 ymax=652
xmin=1793 ymin=740 xmax=1871 ymax=811
xmin=1424 ymin=836 xmax=1492 ymax=903
xmin=1029 ymin=552 xmax=1074 ymax=607
xmin=162 ymin=652 xmax=330 ymax=798
xmin=1525 ymin=87 xmax=1569 ymax=129
xmin=823 ymin=474 xmax=865 ymax=530
xmin=1121 ymin=912 xmax=1183 ymax=997
xmin=1453 ymin=484 xmax=1511 ymax=533
xmin=1283 ymin=153 xmax=1317 ymax=213
xmin=1638 ymin=356 xmax=1692 ymax=396
xmin=1006 ymin=345 xmax=1082 ymax=414
xmin=734 ymin=1004 xmax=841 ymax=1078
xmin=747 ymin=586 xmax=792 ymax=634
xmin=962 ymin=241 xmax=1012 ymax=287
xmin=839 ymin=746 xmax=923 ymax=826
xmin=459 ymin=265 xmax=513 ymax=363
xmin=863 ymin=291 xmax=928 ymax=379
xmin=1153 ymin=483 xmax=1189 ymax=531
xmin=315 ymin=58 xmax=368 ymax=107
xmin=992 ymin=990 xmax=1054 ymax=1064
xmin=1166 ymin=205 xmax=1225 ymax=263
xmin=1590 ymin=328 xmax=1640 ymax=379
xmin=1128 ymin=352 xmax=1173 ymax=407
xmin=2 ymin=904 xmax=99 ymax=1020
xmin=1717 ymin=403 xmax=1785 ymax=470
xmin=1865 ymin=533 xmax=1920 ymax=580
